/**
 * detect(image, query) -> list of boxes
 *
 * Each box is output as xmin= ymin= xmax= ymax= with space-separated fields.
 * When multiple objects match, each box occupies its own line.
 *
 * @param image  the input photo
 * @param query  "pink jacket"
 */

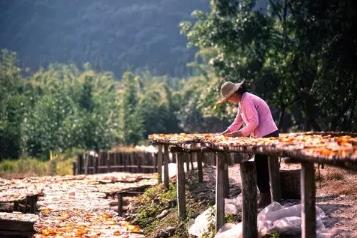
xmin=226 ymin=92 xmax=278 ymax=137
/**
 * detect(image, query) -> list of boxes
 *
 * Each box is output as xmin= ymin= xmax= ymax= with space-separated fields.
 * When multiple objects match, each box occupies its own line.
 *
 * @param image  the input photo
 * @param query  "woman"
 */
xmin=218 ymin=80 xmax=279 ymax=208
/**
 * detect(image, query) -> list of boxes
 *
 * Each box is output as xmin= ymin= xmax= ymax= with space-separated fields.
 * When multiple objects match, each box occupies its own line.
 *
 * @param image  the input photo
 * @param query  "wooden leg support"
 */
xmin=176 ymin=152 xmax=186 ymax=219
xmin=118 ymin=193 xmax=123 ymax=216
xmin=197 ymin=151 xmax=203 ymax=183
xmin=240 ymin=160 xmax=258 ymax=238
xmin=215 ymin=152 xmax=225 ymax=232
xmin=157 ymin=145 xmax=163 ymax=183
xmin=223 ymin=154 xmax=229 ymax=198
xmin=163 ymin=145 xmax=169 ymax=189
xmin=301 ymin=162 xmax=316 ymax=238
xmin=268 ymin=156 xmax=281 ymax=202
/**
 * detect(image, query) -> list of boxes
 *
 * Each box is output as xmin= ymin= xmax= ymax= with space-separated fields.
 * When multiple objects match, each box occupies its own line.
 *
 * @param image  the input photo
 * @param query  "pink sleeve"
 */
xmin=239 ymin=98 xmax=259 ymax=136
xmin=226 ymin=109 xmax=243 ymax=133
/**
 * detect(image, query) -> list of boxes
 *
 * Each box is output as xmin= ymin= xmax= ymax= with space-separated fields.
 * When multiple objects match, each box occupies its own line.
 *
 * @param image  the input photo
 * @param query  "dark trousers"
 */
xmin=255 ymin=130 xmax=279 ymax=193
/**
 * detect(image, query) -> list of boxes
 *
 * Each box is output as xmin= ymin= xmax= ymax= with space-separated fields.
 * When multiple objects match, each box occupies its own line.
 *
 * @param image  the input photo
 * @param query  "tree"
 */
xmin=181 ymin=0 xmax=357 ymax=131
xmin=118 ymin=72 xmax=145 ymax=144
xmin=0 ymin=50 xmax=26 ymax=159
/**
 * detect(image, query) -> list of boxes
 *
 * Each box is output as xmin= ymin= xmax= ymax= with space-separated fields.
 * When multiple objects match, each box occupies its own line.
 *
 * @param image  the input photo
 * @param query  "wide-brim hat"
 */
xmin=217 ymin=80 xmax=245 ymax=104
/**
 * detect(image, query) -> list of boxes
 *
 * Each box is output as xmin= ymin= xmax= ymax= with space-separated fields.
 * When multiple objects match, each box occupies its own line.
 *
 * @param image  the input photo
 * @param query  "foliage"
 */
xmin=117 ymin=71 xmax=182 ymax=144
xmin=135 ymin=184 xmax=177 ymax=227
xmin=0 ymin=51 xmax=121 ymax=159
xmin=180 ymin=0 xmax=357 ymax=131
xmin=0 ymin=152 xmax=77 ymax=178
xmin=22 ymin=64 xmax=120 ymax=155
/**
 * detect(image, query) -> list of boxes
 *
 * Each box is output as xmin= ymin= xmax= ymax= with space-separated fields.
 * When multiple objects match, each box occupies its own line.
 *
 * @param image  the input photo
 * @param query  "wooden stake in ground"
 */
xmin=301 ymin=162 xmax=316 ymax=238
xmin=268 ymin=155 xmax=281 ymax=202
xmin=240 ymin=160 xmax=258 ymax=238
xmin=215 ymin=152 xmax=225 ymax=232
xmin=163 ymin=145 xmax=169 ymax=189
xmin=197 ymin=151 xmax=203 ymax=183
xmin=176 ymin=152 xmax=186 ymax=219
xmin=157 ymin=144 xmax=163 ymax=183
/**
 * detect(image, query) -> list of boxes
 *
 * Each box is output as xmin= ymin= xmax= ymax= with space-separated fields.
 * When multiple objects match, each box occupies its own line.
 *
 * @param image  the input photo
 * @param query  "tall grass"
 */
xmin=0 ymin=150 xmax=81 ymax=179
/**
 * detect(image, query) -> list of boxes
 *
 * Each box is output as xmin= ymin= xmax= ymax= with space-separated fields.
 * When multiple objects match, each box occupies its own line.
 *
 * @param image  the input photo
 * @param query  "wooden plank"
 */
xmin=0 ymin=220 xmax=35 ymax=232
xmin=301 ymin=162 xmax=316 ymax=238
xmin=157 ymin=145 xmax=163 ymax=183
xmin=215 ymin=152 xmax=225 ymax=232
xmin=163 ymin=145 xmax=170 ymax=189
xmin=268 ymin=156 xmax=281 ymax=202
xmin=197 ymin=151 xmax=203 ymax=183
xmin=176 ymin=152 xmax=186 ymax=219
xmin=240 ymin=160 xmax=258 ymax=238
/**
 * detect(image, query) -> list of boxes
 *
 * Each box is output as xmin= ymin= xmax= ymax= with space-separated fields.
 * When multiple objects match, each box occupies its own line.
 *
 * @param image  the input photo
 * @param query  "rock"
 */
xmin=155 ymin=226 xmax=176 ymax=238
xmin=152 ymin=198 xmax=160 ymax=205
xmin=156 ymin=209 xmax=169 ymax=219
xmin=165 ymin=226 xmax=176 ymax=235
xmin=155 ymin=230 xmax=169 ymax=238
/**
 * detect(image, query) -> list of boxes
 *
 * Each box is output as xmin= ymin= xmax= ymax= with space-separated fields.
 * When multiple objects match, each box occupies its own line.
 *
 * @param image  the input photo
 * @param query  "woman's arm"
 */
xmin=222 ymin=108 xmax=243 ymax=135
xmin=239 ymin=98 xmax=259 ymax=136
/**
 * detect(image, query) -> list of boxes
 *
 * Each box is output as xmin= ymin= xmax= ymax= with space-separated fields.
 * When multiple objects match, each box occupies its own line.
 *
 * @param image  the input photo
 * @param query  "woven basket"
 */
xmin=280 ymin=169 xmax=301 ymax=199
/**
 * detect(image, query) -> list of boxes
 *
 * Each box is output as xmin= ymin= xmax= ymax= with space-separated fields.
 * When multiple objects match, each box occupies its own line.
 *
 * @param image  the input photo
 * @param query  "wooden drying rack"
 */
xmin=149 ymin=132 xmax=357 ymax=238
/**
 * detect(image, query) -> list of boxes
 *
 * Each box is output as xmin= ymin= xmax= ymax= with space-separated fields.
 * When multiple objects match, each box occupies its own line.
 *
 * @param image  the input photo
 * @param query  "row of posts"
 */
xmin=157 ymin=142 xmax=319 ymax=238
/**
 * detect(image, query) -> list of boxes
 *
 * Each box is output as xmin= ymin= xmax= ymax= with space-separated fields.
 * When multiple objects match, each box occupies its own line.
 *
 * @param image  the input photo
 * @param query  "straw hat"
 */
xmin=217 ymin=80 xmax=245 ymax=104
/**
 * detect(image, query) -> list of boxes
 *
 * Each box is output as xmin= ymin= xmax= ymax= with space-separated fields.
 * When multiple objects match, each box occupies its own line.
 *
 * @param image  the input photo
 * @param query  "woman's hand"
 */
xmin=226 ymin=131 xmax=243 ymax=137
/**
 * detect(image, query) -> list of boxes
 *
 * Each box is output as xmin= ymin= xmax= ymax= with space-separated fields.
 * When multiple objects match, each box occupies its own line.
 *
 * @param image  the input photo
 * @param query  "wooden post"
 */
xmin=118 ymin=193 xmax=123 ymax=216
xmin=94 ymin=154 xmax=98 ymax=174
xmin=107 ymin=153 xmax=111 ymax=172
xmin=176 ymin=152 xmax=186 ymax=219
xmin=197 ymin=151 xmax=203 ymax=183
xmin=215 ymin=152 xmax=225 ymax=232
xmin=157 ymin=145 xmax=163 ymax=183
xmin=301 ymin=162 xmax=316 ymax=238
xmin=137 ymin=152 xmax=142 ymax=173
xmin=268 ymin=156 xmax=281 ymax=202
xmin=223 ymin=154 xmax=229 ymax=198
xmin=84 ymin=153 xmax=89 ymax=175
xmin=185 ymin=153 xmax=190 ymax=172
xmin=240 ymin=160 xmax=258 ymax=238
xmin=72 ymin=162 xmax=76 ymax=175
xmin=190 ymin=153 xmax=194 ymax=170
xmin=124 ymin=152 xmax=128 ymax=172
xmin=76 ymin=155 xmax=81 ymax=175
xmin=163 ymin=145 xmax=169 ymax=189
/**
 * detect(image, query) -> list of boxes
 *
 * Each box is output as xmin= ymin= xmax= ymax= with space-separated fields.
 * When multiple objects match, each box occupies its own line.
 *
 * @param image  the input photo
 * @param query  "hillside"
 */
xmin=0 ymin=0 xmax=209 ymax=77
